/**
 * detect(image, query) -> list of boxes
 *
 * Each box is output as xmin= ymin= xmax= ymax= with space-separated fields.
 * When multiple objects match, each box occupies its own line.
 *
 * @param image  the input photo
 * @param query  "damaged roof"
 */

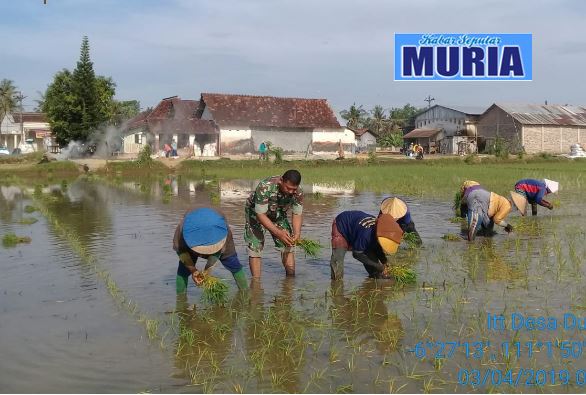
xmin=492 ymin=103 xmax=586 ymax=126
xmin=126 ymin=97 xmax=216 ymax=134
xmin=199 ymin=93 xmax=341 ymax=129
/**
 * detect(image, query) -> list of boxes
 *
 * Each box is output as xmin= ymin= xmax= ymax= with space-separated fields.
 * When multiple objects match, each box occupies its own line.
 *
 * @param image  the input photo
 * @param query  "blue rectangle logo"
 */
xmin=394 ymin=33 xmax=532 ymax=81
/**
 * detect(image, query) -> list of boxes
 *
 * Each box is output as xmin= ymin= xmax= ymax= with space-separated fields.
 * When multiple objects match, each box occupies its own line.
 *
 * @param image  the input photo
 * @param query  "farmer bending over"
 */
xmin=511 ymin=178 xmax=559 ymax=216
xmin=380 ymin=197 xmax=422 ymax=246
xmin=174 ymin=208 xmax=248 ymax=294
xmin=459 ymin=181 xmax=513 ymax=241
xmin=330 ymin=211 xmax=403 ymax=280
xmin=245 ymin=169 xmax=304 ymax=277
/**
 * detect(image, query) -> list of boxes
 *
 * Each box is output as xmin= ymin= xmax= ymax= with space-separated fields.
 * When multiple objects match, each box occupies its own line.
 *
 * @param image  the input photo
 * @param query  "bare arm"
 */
xmin=256 ymin=212 xmax=295 ymax=246
xmin=291 ymin=213 xmax=303 ymax=242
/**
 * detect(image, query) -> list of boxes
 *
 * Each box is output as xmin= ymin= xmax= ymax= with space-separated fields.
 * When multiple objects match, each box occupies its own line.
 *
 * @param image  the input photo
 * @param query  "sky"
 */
xmin=1 ymin=0 xmax=584 ymax=114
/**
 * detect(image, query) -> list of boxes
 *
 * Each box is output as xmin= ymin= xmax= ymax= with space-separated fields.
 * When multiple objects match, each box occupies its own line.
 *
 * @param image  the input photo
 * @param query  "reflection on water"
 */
xmin=1 ymin=175 xmax=586 ymax=392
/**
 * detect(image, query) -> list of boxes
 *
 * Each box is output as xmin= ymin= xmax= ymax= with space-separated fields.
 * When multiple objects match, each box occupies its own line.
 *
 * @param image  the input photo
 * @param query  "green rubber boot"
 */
xmin=232 ymin=269 xmax=249 ymax=291
xmin=176 ymin=274 xmax=189 ymax=294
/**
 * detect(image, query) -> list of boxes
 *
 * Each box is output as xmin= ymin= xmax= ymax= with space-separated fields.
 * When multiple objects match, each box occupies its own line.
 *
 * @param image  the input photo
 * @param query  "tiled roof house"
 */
xmin=196 ymin=93 xmax=354 ymax=155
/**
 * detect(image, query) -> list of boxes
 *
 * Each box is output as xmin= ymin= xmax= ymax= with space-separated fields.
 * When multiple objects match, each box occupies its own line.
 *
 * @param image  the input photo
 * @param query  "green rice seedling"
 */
xmin=2 ymin=233 xmax=31 ymax=247
xmin=512 ymin=217 xmax=544 ymax=236
xmin=24 ymin=205 xmax=37 ymax=213
xmin=441 ymin=233 xmax=461 ymax=241
xmin=295 ymin=238 xmax=323 ymax=258
xmin=312 ymin=191 xmax=324 ymax=200
xmin=453 ymin=191 xmax=463 ymax=216
xmin=201 ymin=275 xmax=229 ymax=305
xmin=403 ymin=232 xmax=422 ymax=249
xmin=383 ymin=265 xmax=417 ymax=285
xmin=336 ymin=384 xmax=353 ymax=393
xmin=18 ymin=217 xmax=38 ymax=225
xmin=449 ymin=216 xmax=465 ymax=224
xmin=145 ymin=319 xmax=159 ymax=340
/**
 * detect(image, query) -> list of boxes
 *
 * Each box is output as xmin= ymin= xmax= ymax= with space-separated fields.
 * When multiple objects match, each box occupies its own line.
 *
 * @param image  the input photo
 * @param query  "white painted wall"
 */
xmin=122 ymin=133 xmax=144 ymax=154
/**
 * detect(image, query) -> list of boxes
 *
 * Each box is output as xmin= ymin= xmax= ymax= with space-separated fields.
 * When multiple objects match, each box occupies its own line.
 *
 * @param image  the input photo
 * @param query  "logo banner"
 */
xmin=394 ymin=33 xmax=532 ymax=81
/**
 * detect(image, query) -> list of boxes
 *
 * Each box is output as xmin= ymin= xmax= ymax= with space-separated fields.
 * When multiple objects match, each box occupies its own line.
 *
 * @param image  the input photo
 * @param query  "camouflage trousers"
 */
xmin=244 ymin=206 xmax=292 ymax=258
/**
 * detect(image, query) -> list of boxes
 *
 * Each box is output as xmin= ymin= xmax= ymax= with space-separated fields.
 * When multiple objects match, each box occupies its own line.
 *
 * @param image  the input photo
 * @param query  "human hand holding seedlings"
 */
xmin=504 ymin=224 xmax=514 ymax=233
xmin=275 ymin=228 xmax=295 ymax=247
xmin=192 ymin=270 xmax=205 ymax=286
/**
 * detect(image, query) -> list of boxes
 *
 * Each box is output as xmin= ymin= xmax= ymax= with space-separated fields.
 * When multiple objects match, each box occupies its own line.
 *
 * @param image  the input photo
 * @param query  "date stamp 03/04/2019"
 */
xmin=406 ymin=312 xmax=586 ymax=388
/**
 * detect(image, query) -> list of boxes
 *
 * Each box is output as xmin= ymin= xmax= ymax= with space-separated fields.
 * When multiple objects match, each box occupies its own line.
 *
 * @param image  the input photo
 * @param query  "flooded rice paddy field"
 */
xmin=1 ymin=175 xmax=585 ymax=393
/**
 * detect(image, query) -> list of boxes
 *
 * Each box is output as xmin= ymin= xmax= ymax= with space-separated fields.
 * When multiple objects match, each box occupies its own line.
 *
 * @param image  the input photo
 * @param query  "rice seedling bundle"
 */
xmin=383 ymin=265 xmax=417 ymax=285
xmin=295 ymin=238 xmax=323 ymax=258
xmin=2 ymin=233 xmax=32 ymax=247
xmin=442 ymin=233 xmax=461 ymax=241
xmin=201 ymin=275 xmax=229 ymax=305
xmin=402 ymin=232 xmax=421 ymax=249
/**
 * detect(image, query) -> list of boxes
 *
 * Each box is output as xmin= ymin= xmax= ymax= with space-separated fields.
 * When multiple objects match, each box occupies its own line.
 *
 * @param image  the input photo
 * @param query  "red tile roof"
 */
xmin=126 ymin=97 xmax=216 ymax=135
xmin=199 ymin=93 xmax=341 ymax=129
xmin=12 ymin=112 xmax=48 ymax=123
xmin=149 ymin=118 xmax=218 ymax=135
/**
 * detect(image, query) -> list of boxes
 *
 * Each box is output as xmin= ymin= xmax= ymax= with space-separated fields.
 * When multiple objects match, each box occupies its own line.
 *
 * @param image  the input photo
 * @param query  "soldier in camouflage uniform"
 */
xmin=245 ymin=169 xmax=304 ymax=277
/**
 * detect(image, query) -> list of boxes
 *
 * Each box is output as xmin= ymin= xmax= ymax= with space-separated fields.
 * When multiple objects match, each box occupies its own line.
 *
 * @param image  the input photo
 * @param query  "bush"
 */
xmin=136 ymin=145 xmax=153 ymax=167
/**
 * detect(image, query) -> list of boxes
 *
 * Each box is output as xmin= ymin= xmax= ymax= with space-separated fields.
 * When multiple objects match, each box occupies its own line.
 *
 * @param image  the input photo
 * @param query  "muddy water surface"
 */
xmin=1 ymin=176 xmax=585 ymax=393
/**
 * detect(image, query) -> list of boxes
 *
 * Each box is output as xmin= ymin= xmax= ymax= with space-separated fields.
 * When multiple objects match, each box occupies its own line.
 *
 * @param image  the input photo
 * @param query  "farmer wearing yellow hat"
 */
xmin=380 ymin=197 xmax=422 ymax=246
xmin=511 ymin=178 xmax=558 ymax=216
xmin=329 ymin=211 xmax=403 ymax=279
xmin=459 ymin=181 xmax=513 ymax=241
xmin=173 ymin=207 xmax=248 ymax=294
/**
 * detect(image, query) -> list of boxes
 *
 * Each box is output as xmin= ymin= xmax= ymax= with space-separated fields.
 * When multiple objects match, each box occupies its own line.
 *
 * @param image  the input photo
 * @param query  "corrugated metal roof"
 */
xmin=495 ymin=103 xmax=586 ymax=126
xmin=437 ymin=104 xmax=486 ymax=115
xmin=403 ymin=128 xmax=441 ymax=138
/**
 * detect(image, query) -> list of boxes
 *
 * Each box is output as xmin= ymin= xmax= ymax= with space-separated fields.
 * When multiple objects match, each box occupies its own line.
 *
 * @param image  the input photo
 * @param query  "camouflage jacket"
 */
xmin=246 ymin=176 xmax=303 ymax=220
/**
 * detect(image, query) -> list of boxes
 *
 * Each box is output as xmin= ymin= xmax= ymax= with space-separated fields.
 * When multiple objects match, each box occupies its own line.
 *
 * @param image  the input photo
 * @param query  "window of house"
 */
xmin=134 ymin=134 xmax=142 ymax=144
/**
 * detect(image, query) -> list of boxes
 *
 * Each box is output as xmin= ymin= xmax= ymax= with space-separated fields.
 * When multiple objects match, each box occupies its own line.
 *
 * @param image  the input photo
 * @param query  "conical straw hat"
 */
xmin=380 ymin=197 xmax=408 ymax=219
xmin=544 ymin=179 xmax=559 ymax=194
xmin=510 ymin=191 xmax=527 ymax=216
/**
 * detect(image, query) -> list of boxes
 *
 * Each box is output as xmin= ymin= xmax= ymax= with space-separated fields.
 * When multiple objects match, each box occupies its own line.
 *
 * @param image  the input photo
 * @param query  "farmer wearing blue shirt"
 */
xmin=511 ymin=178 xmax=558 ymax=216
xmin=379 ymin=197 xmax=422 ymax=246
xmin=329 ymin=211 xmax=404 ymax=279
xmin=173 ymin=208 xmax=248 ymax=293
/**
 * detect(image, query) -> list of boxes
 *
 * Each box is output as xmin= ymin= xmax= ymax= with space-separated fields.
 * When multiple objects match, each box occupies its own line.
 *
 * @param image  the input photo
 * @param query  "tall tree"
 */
xmin=340 ymin=103 xmax=368 ymax=128
xmin=389 ymin=104 xmax=421 ymax=133
xmin=369 ymin=105 xmax=388 ymax=135
xmin=0 ymin=79 xmax=18 ymax=122
xmin=43 ymin=36 xmax=116 ymax=145
xmin=72 ymin=36 xmax=101 ymax=138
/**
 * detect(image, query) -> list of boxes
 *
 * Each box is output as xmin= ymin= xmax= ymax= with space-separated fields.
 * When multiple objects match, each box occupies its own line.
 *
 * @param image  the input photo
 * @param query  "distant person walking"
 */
xmin=171 ymin=140 xmax=178 ymax=157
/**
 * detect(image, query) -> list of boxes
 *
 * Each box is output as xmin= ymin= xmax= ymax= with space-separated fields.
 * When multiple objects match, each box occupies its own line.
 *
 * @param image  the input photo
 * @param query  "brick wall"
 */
xmin=523 ymin=126 xmax=585 ymax=153
xmin=477 ymin=106 xmax=522 ymax=152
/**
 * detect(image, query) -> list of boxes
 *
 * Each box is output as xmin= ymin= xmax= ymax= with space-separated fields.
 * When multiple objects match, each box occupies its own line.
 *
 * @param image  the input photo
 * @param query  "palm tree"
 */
xmin=340 ymin=103 xmax=367 ymax=128
xmin=369 ymin=105 xmax=389 ymax=135
xmin=0 ymin=79 xmax=18 ymax=122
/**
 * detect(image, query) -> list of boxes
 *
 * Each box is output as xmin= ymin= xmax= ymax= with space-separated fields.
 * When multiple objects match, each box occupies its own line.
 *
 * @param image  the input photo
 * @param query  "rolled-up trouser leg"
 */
xmin=330 ymin=248 xmax=346 ymax=280
xmin=467 ymin=210 xmax=481 ymax=241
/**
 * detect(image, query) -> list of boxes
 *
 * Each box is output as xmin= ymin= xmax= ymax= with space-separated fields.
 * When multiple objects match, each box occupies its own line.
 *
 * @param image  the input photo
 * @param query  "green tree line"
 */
xmin=340 ymin=103 xmax=422 ymax=148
